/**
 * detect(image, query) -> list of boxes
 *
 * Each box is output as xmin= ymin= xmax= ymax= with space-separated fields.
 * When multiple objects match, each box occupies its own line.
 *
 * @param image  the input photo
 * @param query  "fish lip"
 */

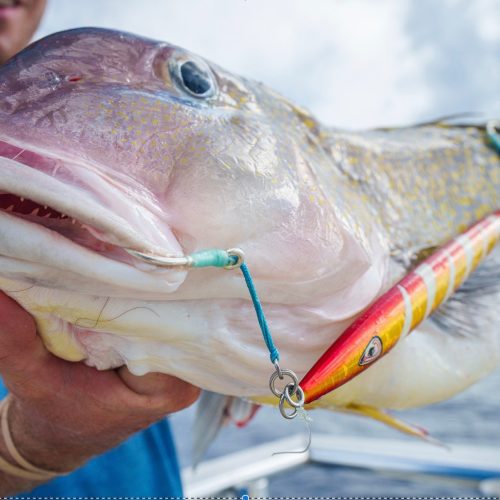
xmin=0 ymin=139 xmax=184 ymax=266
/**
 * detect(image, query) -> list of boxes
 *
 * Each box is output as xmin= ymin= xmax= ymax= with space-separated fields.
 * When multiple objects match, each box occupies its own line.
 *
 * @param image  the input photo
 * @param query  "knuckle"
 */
xmin=176 ymin=382 xmax=201 ymax=408
xmin=139 ymin=380 xmax=201 ymax=415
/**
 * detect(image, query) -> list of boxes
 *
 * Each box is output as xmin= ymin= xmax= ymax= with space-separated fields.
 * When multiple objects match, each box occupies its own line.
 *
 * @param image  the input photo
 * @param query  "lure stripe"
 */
xmin=448 ymin=238 xmax=468 ymax=289
xmin=397 ymin=285 xmax=413 ymax=337
xmin=454 ymin=234 xmax=473 ymax=278
xmin=482 ymin=220 xmax=492 ymax=254
xmin=444 ymin=252 xmax=456 ymax=301
xmin=415 ymin=263 xmax=436 ymax=319
xmin=300 ymin=211 xmax=500 ymax=405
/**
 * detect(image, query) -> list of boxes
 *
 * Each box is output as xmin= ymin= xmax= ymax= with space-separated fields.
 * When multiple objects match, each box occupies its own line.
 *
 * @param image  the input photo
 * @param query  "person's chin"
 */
xmin=0 ymin=36 xmax=12 ymax=64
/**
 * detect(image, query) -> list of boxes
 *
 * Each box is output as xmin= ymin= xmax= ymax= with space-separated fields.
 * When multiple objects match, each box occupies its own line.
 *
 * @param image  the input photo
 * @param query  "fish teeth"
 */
xmin=6 ymin=205 xmax=14 ymax=212
xmin=31 ymin=208 xmax=40 ymax=216
xmin=71 ymin=218 xmax=76 ymax=224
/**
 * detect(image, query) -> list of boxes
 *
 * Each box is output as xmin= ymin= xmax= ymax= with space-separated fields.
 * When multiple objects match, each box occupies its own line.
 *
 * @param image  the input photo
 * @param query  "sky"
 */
xmin=35 ymin=0 xmax=500 ymax=129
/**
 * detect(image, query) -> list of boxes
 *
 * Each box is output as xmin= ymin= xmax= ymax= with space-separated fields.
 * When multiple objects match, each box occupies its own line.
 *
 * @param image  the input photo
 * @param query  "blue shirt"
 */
xmin=0 ymin=380 xmax=183 ymax=496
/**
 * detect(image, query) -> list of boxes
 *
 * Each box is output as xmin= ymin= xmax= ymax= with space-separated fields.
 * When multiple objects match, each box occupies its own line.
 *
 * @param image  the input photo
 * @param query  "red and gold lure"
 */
xmin=300 ymin=211 xmax=500 ymax=405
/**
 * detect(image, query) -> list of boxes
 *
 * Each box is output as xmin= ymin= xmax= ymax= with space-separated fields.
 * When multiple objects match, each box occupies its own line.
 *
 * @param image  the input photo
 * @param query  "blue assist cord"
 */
xmin=129 ymin=246 xmax=304 ymax=417
xmin=165 ymin=248 xmax=280 ymax=363
xmin=189 ymin=249 xmax=304 ymax=419
xmin=128 ymin=247 xmax=280 ymax=362
xmin=239 ymin=263 xmax=280 ymax=364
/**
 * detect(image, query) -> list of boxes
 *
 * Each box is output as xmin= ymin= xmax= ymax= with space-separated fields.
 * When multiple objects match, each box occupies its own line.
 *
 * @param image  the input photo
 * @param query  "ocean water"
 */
xmin=171 ymin=368 xmax=500 ymax=497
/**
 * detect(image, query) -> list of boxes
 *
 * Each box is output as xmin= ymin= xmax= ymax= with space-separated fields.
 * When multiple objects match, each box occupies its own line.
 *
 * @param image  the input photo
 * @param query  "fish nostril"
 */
xmin=40 ymin=70 xmax=62 ymax=89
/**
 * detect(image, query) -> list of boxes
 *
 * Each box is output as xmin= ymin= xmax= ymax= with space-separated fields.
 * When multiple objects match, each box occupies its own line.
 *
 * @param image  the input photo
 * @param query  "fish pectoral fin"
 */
xmin=192 ymin=391 xmax=227 ymax=467
xmin=192 ymin=391 xmax=260 ymax=466
xmin=431 ymin=248 xmax=500 ymax=340
xmin=226 ymin=396 xmax=261 ymax=428
xmin=342 ymin=403 xmax=445 ymax=447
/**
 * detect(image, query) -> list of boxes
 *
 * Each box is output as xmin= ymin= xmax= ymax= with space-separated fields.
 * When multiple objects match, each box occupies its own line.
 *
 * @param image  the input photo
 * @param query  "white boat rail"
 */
xmin=182 ymin=433 xmax=500 ymax=497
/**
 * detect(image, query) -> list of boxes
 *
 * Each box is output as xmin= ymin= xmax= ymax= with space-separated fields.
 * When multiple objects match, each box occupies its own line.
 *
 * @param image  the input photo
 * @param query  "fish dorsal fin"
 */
xmin=374 ymin=112 xmax=487 ymax=131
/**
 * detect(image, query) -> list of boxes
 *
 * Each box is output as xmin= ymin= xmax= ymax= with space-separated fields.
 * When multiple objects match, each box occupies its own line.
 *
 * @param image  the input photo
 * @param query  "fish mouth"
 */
xmin=0 ymin=192 xmax=130 ymax=259
xmin=0 ymin=138 xmax=187 ymax=296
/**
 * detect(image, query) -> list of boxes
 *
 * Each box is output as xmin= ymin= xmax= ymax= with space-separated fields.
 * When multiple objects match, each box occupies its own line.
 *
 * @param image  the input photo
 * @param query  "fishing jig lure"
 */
xmin=300 ymin=210 xmax=500 ymax=404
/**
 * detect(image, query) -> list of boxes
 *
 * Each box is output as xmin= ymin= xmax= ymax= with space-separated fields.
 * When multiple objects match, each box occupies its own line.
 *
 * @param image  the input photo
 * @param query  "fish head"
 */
xmin=0 ymin=28 xmax=386 ymax=393
xmin=0 ymin=26 xmax=382 ymax=285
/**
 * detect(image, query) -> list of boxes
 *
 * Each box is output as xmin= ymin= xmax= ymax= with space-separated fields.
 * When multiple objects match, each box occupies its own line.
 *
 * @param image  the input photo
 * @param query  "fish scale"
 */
xmin=323 ymin=126 xmax=498 ymax=256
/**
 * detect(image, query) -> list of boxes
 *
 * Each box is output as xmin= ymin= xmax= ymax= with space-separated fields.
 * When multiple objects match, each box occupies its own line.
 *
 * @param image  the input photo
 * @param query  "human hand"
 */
xmin=0 ymin=291 xmax=199 ymax=491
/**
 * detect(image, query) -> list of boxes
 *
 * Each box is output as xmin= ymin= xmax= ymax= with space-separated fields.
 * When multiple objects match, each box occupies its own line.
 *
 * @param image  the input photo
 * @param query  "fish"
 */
xmin=0 ymin=28 xmax=498 ymax=440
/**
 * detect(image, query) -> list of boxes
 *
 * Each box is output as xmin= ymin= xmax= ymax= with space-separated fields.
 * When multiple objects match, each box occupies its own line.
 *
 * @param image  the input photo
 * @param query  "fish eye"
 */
xmin=170 ymin=58 xmax=216 ymax=99
xmin=180 ymin=61 xmax=211 ymax=95
xmin=359 ymin=336 xmax=383 ymax=366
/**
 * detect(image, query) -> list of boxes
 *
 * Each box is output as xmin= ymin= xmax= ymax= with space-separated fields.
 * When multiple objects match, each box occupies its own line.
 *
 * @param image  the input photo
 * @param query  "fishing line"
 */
xmin=272 ymin=407 xmax=313 ymax=456
xmin=1 ymin=284 xmax=36 ymax=294
xmin=74 ymin=298 xmax=160 ymax=330
xmin=92 ymin=305 xmax=160 ymax=325
xmin=74 ymin=296 xmax=110 ymax=329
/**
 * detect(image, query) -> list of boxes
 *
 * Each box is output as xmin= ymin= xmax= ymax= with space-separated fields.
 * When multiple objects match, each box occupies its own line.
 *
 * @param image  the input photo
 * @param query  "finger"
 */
xmin=117 ymin=366 xmax=200 ymax=412
xmin=0 ymin=292 xmax=46 ymax=376
xmin=0 ymin=292 xmax=36 ymax=341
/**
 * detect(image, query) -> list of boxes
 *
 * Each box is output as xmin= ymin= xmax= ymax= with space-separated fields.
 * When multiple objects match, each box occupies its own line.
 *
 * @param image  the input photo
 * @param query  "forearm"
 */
xmin=0 ymin=396 xmax=89 ymax=495
xmin=0 ymin=444 xmax=48 ymax=496
xmin=0 ymin=465 xmax=41 ymax=495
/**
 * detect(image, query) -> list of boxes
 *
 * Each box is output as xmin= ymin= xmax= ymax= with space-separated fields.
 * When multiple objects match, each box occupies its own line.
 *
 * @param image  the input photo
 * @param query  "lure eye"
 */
xmin=359 ymin=336 xmax=383 ymax=366
xmin=170 ymin=57 xmax=216 ymax=99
